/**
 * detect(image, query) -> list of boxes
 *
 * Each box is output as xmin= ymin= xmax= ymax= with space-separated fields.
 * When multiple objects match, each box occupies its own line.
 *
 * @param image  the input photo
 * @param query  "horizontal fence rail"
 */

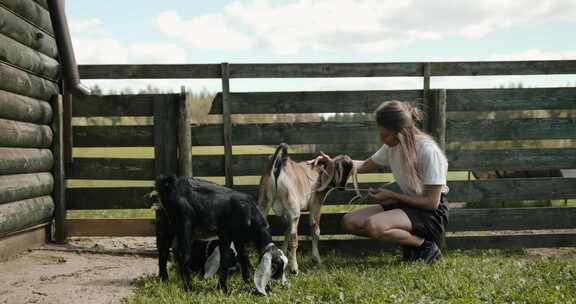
xmin=79 ymin=60 xmax=576 ymax=79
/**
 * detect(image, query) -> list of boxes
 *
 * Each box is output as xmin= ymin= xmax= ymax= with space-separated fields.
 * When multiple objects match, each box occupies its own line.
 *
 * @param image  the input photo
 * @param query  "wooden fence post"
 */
xmin=178 ymin=87 xmax=193 ymax=177
xmin=422 ymin=63 xmax=431 ymax=132
xmin=153 ymin=95 xmax=178 ymax=176
xmin=428 ymin=89 xmax=447 ymax=151
xmin=51 ymin=94 xmax=66 ymax=243
xmin=221 ymin=63 xmax=234 ymax=188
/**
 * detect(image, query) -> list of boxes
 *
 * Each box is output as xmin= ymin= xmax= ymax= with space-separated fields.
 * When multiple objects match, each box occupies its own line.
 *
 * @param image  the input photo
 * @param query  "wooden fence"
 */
xmin=65 ymin=61 xmax=576 ymax=250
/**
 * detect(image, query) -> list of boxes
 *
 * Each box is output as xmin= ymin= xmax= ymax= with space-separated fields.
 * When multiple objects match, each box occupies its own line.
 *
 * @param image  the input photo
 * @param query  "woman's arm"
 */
xmin=369 ymin=184 xmax=443 ymax=210
xmin=354 ymin=159 xmax=380 ymax=174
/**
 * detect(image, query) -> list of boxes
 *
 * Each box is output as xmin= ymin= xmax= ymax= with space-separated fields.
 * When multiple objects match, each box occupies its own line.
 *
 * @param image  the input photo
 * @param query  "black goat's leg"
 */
xmin=235 ymin=242 xmax=252 ymax=283
xmin=217 ymin=238 xmax=233 ymax=294
xmin=156 ymin=209 xmax=173 ymax=282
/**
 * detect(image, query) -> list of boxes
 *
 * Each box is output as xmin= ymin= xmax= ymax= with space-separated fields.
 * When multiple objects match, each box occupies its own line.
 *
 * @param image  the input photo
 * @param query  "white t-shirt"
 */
xmin=371 ymin=137 xmax=449 ymax=195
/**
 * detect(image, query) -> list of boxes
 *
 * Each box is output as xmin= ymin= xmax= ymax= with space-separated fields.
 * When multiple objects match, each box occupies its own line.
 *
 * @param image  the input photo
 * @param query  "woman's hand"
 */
xmin=368 ymin=187 xmax=397 ymax=203
xmin=307 ymin=151 xmax=332 ymax=166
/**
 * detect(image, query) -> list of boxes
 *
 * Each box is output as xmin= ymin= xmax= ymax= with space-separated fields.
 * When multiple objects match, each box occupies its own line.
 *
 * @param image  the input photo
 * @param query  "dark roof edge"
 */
xmin=48 ymin=0 xmax=89 ymax=95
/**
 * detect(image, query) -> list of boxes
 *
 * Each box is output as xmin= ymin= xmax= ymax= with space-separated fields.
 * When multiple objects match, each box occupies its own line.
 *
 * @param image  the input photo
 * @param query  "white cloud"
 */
xmin=153 ymin=0 xmax=576 ymax=54
xmin=489 ymin=49 xmax=576 ymax=61
xmin=70 ymin=18 xmax=188 ymax=64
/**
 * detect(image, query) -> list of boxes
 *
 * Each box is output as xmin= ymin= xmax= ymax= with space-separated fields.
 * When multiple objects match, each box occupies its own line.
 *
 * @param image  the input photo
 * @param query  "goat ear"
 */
xmin=203 ymin=246 xmax=220 ymax=279
xmin=315 ymin=161 xmax=336 ymax=192
xmin=254 ymin=251 xmax=272 ymax=296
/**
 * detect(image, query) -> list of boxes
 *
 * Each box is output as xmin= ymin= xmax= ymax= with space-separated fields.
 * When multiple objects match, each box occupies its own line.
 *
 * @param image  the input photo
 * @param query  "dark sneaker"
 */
xmin=402 ymin=246 xmax=417 ymax=262
xmin=416 ymin=240 xmax=441 ymax=265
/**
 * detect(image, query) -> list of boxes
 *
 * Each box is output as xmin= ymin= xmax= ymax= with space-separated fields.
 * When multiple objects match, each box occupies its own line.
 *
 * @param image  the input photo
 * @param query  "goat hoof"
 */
xmin=289 ymin=268 xmax=299 ymax=275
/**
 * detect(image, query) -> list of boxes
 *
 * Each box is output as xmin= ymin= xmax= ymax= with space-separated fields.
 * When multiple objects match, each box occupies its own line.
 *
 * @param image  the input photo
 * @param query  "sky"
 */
xmin=66 ymin=0 xmax=576 ymax=93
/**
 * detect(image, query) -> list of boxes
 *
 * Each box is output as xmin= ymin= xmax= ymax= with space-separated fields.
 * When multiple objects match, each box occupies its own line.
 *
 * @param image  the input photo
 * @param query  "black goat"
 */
xmin=155 ymin=175 xmax=288 ymax=295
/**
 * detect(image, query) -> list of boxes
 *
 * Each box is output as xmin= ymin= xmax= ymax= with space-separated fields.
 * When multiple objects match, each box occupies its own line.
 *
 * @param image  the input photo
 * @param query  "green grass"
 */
xmin=123 ymin=249 xmax=576 ymax=304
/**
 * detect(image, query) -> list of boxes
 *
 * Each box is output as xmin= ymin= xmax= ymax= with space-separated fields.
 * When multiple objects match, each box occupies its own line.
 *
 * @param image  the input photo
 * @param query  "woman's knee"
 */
xmin=342 ymin=213 xmax=361 ymax=232
xmin=364 ymin=217 xmax=390 ymax=236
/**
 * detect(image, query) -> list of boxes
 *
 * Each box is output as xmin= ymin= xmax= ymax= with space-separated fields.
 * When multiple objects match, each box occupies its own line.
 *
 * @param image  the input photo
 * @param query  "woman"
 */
xmin=314 ymin=100 xmax=449 ymax=264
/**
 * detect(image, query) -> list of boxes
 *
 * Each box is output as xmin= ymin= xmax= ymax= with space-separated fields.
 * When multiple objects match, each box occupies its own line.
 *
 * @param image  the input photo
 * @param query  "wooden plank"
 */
xmin=64 ymin=177 xmax=576 ymax=210
xmin=209 ymin=90 xmax=422 ymax=114
xmin=72 ymin=122 xmax=378 ymax=147
xmin=78 ymin=64 xmax=221 ymax=79
xmin=0 ymin=172 xmax=53 ymax=204
xmin=73 ymin=125 xmax=153 ymax=147
xmin=447 ymin=148 xmax=576 ymax=171
xmin=447 ymin=118 xmax=576 ymax=141
xmin=64 ymin=207 xmax=576 ymax=237
xmin=430 ymin=60 xmax=576 ymax=76
xmin=0 ymin=118 xmax=52 ymax=148
xmin=313 ymin=235 xmax=576 ymax=252
xmin=0 ymin=0 xmax=54 ymax=35
xmin=0 ymin=224 xmax=48 ymax=261
xmin=422 ymin=63 xmax=431 ymax=132
xmin=67 ymin=158 xmax=154 ymax=180
xmin=66 ymin=187 xmax=152 ymax=210
xmin=447 ymin=87 xmax=576 ymax=112
xmin=52 ymin=95 xmax=66 ymax=243
xmin=221 ymin=63 xmax=233 ymax=187
xmin=0 ymin=62 xmax=59 ymax=101
xmin=72 ymin=94 xmax=158 ymax=117
xmin=0 ymin=33 xmax=59 ymax=81
xmin=153 ymin=95 xmax=178 ymax=176
xmin=0 ymin=89 xmax=52 ymax=124
xmin=230 ymin=62 xmax=424 ymax=78
xmin=0 ymin=148 xmax=52 ymax=175
xmin=0 ymin=195 xmax=54 ymax=235
xmin=429 ymin=89 xmax=447 ymax=150
xmin=178 ymin=89 xmax=192 ymax=176
xmin=65 ymin=147 xmax=576 ymax=180
xmin=66 ymin=219 xmax=155 ymax=237
xmin=0 ymin=6 xmax=58 ymax=58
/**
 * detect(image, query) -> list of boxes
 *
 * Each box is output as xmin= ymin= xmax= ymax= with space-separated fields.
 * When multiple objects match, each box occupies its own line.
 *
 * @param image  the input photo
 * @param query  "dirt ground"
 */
xmin=0 ymin=237 xmax=157 ymax=304
xmin=1 ymin=237 xmax=574 ymax=304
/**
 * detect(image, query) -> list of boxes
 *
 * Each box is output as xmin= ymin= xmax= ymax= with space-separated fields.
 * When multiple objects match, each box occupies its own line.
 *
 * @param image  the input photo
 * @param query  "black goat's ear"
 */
xmin=155 ymin=174 xmax=177 ymax=194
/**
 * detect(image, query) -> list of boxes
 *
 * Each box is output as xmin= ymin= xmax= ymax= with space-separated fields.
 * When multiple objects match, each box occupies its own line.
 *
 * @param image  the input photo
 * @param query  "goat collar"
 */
xmin=261 ymin=243 xmax=276 ymax=255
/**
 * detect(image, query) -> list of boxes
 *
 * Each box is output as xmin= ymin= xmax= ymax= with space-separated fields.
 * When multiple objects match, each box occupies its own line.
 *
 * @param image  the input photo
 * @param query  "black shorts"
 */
xmin=381 ymin=193 xmax=449 ymax=247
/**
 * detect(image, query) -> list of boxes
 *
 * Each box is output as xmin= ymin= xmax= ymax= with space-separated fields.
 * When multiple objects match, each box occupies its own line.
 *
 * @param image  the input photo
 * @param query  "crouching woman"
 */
xmin=316 ymin=100 xmax=449 ymax=264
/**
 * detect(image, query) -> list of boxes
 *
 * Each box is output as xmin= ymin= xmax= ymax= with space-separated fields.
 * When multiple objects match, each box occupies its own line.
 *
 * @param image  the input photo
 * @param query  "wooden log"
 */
xmin=209 ymin=90 xmax=422 ymax=114
xmin=72 ymin=93 xmax=159 ymax=117
xmin=428 ymin=89 xmax=447 ymax=150
xmin=153 ymin=95 xmax=177 ymax=176
xmin=0 ymin=62 xmax=59 ymax=101
xmin=447 ymin=117 xmax=576 ymax=141
xmin=0 ymin=196 xmax=54 ymax=236
xmin=447 ymin=148 xmax=576 ymax=171
xmin=0 ymin=223 xmax=48 ymax=261
xmin=221 ymin=63 xmax=233 ymax=187
xmin=0 ymin=0 xmax=54 ymax=36
xmin=0 ymin=118 xmax=52 ymax=148
xmin=422 ymin=63 xmax=431 ymax=131
xmin=63 ymin=207 xmax=576 ymax=237
xmin=78 ymin=64 xmax=221 ymax=79
xmin=0 ymin=33 xmax=59 ymax=81
xmin=0 ymin=6 xmax=57 ymax=58
xmin=51 ymin=95 xmax=66 ymax=243
xmin=178 ymin=88 xmax=192 ymax=176
xmin=0 ymin=148 xmax=52 ymax=175
xmin=0 ymin=89 xmax=52 ymax=124
xmin=447 ymin=87 xmax=576 ymax=112
xmin=0 ymin=172 xmax=53 ymax=204
xmin=31 ymin=0 xmax=48 ymax=10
